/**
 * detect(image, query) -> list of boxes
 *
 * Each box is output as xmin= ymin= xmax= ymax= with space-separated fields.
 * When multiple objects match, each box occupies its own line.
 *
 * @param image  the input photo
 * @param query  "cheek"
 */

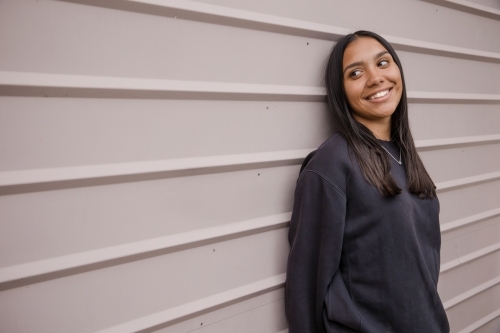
xmin=389 ymin=69 xmax=403 ymax=86
xmin=343 ymin=82 xmax=362 ymax=106
xmin=391 ymin=73 xmax=403 ymax=97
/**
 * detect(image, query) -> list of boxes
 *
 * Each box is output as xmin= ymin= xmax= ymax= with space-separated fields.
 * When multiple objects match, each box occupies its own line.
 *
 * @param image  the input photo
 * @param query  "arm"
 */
xmin=285 ymin=170 xmax=347 ymax=333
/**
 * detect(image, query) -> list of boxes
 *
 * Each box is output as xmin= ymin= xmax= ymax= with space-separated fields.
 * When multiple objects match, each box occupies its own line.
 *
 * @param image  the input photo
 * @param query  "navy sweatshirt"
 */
xmin=285 ymin=133 xmax=449 ymax=333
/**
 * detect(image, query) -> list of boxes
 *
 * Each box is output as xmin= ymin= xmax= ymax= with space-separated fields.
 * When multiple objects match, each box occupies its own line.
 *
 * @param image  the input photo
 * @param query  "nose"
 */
xmin=365 ymin=67 xmax=384 ymax=87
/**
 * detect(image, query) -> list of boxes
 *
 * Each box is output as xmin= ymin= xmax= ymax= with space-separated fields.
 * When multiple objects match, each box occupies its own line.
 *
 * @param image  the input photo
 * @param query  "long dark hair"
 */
xmin=325 ymin=30 xmax=436 ymax=199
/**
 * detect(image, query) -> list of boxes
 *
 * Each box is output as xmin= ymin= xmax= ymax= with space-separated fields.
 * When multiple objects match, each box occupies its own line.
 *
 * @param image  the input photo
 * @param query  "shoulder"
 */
xmin=298 ymin=133 xmax=352 ymax=195
xmin=301 ymin=133 xmax=352 ymax=173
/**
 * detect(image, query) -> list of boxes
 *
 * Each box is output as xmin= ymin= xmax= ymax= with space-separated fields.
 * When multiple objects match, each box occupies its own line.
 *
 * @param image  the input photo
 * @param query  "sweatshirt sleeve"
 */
xmin=285 ymin=170 xmax=347 ymax=333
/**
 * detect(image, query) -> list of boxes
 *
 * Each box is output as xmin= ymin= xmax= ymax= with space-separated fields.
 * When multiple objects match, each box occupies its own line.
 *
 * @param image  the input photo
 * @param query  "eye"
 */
xmin=378 ymin=59 xmax=389 ymax=67
xmin=349 ymin=69 xmax=362 ymax=78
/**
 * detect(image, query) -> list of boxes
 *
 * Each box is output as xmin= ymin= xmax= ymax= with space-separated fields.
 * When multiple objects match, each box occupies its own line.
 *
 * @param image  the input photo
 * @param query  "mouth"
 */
xmin=366 ymin=88 xmax=392 ymax=101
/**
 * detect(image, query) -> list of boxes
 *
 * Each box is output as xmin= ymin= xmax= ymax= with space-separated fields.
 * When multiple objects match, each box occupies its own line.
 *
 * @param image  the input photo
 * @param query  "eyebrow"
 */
xmin=343 ymin=51 xmax=389 ymax=76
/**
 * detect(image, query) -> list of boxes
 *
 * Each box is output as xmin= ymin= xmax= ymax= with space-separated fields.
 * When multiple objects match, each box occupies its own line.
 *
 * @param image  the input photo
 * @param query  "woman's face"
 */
xmin=342 ymin=37 xmax=402 ymax=127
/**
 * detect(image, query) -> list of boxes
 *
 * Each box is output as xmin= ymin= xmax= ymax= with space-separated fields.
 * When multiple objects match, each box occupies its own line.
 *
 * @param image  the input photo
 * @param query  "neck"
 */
xmin=371 ymin=125 xmax=391 ymax=141
xmin=353 ymin=115 xmax=391 ymax=141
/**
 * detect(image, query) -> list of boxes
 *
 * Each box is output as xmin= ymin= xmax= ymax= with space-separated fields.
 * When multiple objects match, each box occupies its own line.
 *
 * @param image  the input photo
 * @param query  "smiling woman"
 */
xmin=342 ymin=38 xmax=403 ymax=139
xmin=285 ymin=31 xmax=450 ymax=333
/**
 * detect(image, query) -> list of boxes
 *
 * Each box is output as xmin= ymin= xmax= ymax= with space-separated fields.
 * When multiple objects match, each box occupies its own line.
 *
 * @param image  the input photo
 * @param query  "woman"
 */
xmin=285 ymin=31 xmax=450 ymax=333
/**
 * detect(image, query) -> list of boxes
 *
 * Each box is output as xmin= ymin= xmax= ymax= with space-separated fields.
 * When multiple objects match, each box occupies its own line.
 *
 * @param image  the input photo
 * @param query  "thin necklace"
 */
xmin=381 ymin=142 xmax=402 ymax=165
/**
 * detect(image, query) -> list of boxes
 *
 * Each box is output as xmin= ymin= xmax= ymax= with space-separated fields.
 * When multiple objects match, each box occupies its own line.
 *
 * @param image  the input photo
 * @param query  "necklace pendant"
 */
xmin=381 ymin=145 xmax=402 ymax=165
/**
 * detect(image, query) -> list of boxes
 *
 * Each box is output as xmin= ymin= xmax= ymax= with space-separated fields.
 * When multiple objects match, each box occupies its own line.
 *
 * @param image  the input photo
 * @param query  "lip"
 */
xmin=364 ymin=87 xmax=393 ymax=102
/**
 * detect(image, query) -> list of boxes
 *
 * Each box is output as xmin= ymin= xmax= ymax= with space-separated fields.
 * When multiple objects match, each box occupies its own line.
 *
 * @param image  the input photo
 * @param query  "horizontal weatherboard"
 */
xmin=443 ymin=275 xmax=500 ymax=310
xmin=0 ymin=134 xmax=499 ymax=194
xmin=440 ymin=207 xmax=500 ymax=233
xmin=94 ymin=273 xmax=286 ymax=333
xmin=440 ymin=241 xmax=500 ymax=273
xmin=436 ymin=170 xmax=500 ymax=192
xmin=456 ymin=308 xmax=500 ymax=333
xmin=422 ymin=0 xmax=500 ymax=20
xmin=2 ymin=71 xmax=500 ymax=102
xmin=0 ymin=149 xmax=311 ymax=195
xmin=416 ymin=134 xmax=500 ymax=150
xmin=0 ymin=71 xmax=325 ymax=101
xmin=59 ymin=0 xmax=500 ymax=62
xmin=0 ymin=213 xmax=291 ymax=290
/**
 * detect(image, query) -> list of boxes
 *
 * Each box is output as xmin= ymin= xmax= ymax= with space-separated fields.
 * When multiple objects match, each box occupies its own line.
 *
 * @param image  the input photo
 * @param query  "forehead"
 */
xmin=343 ymin=37 xmax=388 ymax=66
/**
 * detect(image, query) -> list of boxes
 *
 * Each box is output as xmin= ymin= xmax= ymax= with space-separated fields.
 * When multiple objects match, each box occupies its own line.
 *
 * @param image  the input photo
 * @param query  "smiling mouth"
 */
xmin=366 ymin=88 xmax=392 ymax=100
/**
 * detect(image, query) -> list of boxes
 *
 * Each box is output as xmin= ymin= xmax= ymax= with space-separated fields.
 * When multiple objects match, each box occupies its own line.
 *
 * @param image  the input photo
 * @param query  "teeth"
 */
xmin=368 ymin=90 xmax=389 ymax=100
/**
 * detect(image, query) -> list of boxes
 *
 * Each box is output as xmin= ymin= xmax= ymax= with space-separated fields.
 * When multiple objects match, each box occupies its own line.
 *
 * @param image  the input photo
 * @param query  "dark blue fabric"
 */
xmin=285 ymin=133 xmax=449 ymax=333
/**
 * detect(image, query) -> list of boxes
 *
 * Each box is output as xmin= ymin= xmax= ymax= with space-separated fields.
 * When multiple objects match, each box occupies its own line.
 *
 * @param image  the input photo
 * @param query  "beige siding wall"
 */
xmin=0 ymin=0 xmax=499 ymax=332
